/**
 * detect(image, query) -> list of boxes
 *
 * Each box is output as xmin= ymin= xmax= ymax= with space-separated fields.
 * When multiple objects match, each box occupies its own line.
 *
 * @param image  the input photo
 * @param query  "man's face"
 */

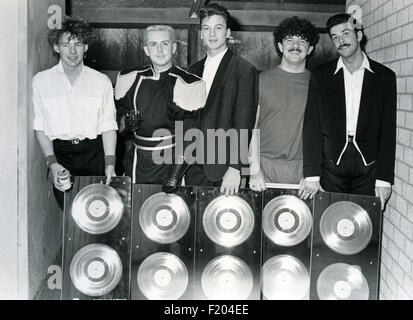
xmin=54 ymin=32 xmax=88 ymax=70
xmin=144 ymin=30 xmax=176 ymax=70
xmin=329 ymin=22 xmax=362 ymax=58
xmin=278 ymin=35 xmax=313 ymax=65
xmin=201 ymin=15 xmax=230 ymax=55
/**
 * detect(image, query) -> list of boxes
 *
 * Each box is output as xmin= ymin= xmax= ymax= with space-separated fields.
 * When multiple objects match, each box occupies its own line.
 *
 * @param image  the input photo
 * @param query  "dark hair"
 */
xmin=273 ymin=16 xmax=319 ymax=57
xmin=326 ymin=13 xmax=366 ymax=50
xmin=47 ymin=17 xmax=94 ymax=47
xmin=199 ymin=3 xmax=231 ymax=28
xmin=326 ymin=13 xmax=362 ymax=35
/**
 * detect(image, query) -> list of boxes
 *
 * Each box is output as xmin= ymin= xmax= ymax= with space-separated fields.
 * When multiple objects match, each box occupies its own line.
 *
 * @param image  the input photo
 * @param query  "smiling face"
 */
xmin=200 ymin=14 xmax=230 ymax=56
xmin=329 ymin=22 xmax=362 ymax=59
xmin=144 ymin=30 xmax=176 ymax=73
xmin=278 ymin=35 xmax=313 ymax=66
xmin=54 ymin=32 xmax=88 ymax=71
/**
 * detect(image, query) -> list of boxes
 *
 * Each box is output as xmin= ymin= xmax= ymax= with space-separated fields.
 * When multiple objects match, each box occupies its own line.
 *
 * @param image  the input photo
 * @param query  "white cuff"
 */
xmin=375 ymin=179 xmax=391 ymax=188
xmin=305 ymin=176 xmax=320 ymax=182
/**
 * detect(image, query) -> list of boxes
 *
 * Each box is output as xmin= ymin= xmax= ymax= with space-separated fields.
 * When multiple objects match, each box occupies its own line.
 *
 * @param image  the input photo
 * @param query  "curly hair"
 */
xmin=47 ymin=17 xmax=94 ymax=47
xmin=199 ymin=2 xmax=231 ymax=28
xmin=273 ymin=16 xmax=319 ymax=57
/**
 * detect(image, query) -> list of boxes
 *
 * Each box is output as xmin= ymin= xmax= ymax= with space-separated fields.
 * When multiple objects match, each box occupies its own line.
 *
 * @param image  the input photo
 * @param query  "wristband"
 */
xmin=105 ymin=155 xmax=116 ymax=167
xmin=46 ymin=155 xmax=57 ymax=168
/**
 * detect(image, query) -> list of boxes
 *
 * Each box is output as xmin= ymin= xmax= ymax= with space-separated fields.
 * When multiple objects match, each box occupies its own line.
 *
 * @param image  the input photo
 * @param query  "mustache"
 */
xmin=338 ymin=44 xmax=350 ymax=50
xmin=288 ymin=48 xmax=302 ymax=53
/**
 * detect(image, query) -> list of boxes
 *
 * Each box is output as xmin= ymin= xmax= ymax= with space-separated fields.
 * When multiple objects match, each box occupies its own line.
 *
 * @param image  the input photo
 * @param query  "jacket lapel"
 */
xmin=356 ymin=68 xmax=374 ymax=134
xmin=203 ymin=50 xmax=233 ymax=115
xmin=331 ymin=68 xmax=347 ymax=136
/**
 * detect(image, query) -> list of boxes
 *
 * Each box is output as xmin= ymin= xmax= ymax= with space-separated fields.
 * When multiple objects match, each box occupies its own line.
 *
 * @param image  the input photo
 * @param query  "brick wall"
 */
xmin=347 ymin=0 xmax=413 ymax=299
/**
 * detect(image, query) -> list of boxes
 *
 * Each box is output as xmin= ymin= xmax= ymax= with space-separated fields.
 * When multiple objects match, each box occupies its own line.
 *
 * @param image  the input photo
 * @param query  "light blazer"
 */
xmin=303 ymin=58 xmax=397 ymax=184
xmin=189 ymin=50 xmax=259 ymax=181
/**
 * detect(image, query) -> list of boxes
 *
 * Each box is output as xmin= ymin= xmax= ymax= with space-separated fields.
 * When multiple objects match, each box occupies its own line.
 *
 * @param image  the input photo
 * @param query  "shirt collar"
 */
xmin=205 ymin=48 xmax=228 ymax=66
xmin=334 ymin=52 xmax=373 ymax=75
xmin=56 ymin=59 xmax=85 ymax=74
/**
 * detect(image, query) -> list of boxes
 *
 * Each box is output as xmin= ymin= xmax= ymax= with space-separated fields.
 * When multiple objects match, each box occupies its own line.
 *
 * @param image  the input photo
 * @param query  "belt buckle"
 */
xmin=348 ymin=136 xmax=354 ymax=143
xmin=71 ymin=138 xmax=80 ymax=144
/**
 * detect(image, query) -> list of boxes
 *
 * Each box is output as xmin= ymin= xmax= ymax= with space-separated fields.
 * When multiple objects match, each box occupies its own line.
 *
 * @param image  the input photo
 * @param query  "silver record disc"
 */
xmin=203 ymin=195 xmax=255 ymax=247
xmin=137 ymin=252 xmax=188 ymax=300
xmin=263 ymin=195 xmax=312 ymax=246
xmin=262 ymin=255 xmax=310 ymax=300
xmin=71 ymin=183 xmax=124 ymax=235
xmin=70 ymin=244 xmax=123 ymax=297
xmin=320 ymin=201 xmax=373 ymax=255
xmin=201 ymin=255 xmax=253 ymax=300
xmin=139 ymin=192 xmax=191 ymax=244
xmin=317 ymin=263 xmax=369 ymax=300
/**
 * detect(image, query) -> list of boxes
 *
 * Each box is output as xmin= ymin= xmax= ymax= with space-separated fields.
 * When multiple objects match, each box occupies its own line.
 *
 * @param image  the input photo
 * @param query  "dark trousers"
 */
xmin=320 ymin=139 xmax=375 ymax=196
xmin=124 ymin=146 xmax=173 ymax=184
xmin=185 ymin=164 xmax=221 ymax=187
xmin=52 ymin=136 xmax=105 ymax=209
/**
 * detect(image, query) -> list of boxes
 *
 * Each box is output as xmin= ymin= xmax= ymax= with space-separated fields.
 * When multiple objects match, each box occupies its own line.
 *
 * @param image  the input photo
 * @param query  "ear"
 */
xmin=307 ymin=46 xmax=314 ymax=56
xmin=356 ymin=30 xmax=363 ymax=42
xmin=172 ymin=42 xmax=177 ymax=55
xmin=144 ymin=45 xmax=149 ymax=57
xmin=84 ymin=44 xmax=89 ymax=53
xmin=53 ymin=44 xmax=60 ymax=54
xmin=226 ymin=28 xmax=231 ymax=39
xmin=277 ymin=42 xmax=284 ymax=54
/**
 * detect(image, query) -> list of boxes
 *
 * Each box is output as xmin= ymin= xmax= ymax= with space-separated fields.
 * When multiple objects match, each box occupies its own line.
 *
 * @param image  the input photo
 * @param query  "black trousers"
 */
xmin=52 ymin=136 xmax=105 ymax=209
xmin=320 ymin=140 xmax=375 ymax=196
xmin=185 ymin=164 xmax=222 ymax=187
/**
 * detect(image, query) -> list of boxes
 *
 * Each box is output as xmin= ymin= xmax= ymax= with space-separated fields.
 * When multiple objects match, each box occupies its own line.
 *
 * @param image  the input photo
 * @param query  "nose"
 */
xmin=69 ymin=43 xmax=76 ymax=54
xmin=209 ymin=28 xmax=215 ymax=37
xmin=156 ymin=43 xmax=163 ymax=53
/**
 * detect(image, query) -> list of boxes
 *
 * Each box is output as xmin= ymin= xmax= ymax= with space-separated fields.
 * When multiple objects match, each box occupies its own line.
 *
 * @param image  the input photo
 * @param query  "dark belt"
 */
xmin=54 ymin=136 xmax=99 ymax=145
xmin=348 ymin=135 xmax=354 ymax=143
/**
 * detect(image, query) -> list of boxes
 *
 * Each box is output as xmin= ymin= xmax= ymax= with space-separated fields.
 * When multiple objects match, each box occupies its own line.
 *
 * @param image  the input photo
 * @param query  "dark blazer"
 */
xmin=303 ymin=58 xmax=397 ymax=183
xmin=189 ymin=50 xmax=259 ymax=181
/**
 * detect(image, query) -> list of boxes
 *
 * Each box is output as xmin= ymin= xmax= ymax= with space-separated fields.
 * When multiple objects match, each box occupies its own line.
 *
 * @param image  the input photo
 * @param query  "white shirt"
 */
xmin=33 ymin=61 xmax=118 ymax=141
xmin=203 ymin=48 xmax=228 ymax=97
xmin=307 ymin=53 xmax=389 ymax=187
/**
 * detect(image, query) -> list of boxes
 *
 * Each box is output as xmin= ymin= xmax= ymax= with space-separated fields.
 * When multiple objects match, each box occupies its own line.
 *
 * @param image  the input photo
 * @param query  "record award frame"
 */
xmin=62 ymin=176 xmax=132 ymax=300
xmin=310 ymin=191 xmax=382 ymax=300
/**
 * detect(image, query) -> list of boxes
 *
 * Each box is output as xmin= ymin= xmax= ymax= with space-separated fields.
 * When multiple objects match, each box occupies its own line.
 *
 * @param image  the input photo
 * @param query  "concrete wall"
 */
xmin=347 ymin=0 xmax=413 ymax=299
xmin=0 ymin=0 xmax=19 ymax=300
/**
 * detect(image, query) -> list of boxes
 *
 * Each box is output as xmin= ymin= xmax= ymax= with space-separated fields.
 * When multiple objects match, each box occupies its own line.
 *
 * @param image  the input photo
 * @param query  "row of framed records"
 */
xmin=61 ymin=177 xmax=382 ymax=300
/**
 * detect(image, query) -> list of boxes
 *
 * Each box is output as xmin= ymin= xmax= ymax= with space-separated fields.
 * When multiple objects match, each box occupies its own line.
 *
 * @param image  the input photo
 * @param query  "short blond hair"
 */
xmin=144 ymin=25 xmax=175 ymax=45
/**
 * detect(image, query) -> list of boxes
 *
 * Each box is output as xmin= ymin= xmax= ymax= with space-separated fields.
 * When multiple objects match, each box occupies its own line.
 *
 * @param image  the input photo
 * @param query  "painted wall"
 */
xmin=0 ymin=0 xmax=19 ymax=300
xmin=347 ymin=0 xmax=413 ymax=299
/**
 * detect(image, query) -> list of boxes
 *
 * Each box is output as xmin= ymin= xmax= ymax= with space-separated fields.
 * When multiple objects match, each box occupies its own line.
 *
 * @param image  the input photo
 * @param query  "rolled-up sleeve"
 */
xmin=99 ymin=77 xmax=118 ymax=133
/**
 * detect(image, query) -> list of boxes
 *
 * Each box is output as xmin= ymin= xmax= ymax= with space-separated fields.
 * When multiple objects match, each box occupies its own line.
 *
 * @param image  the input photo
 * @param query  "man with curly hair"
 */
xmin=32 ymin=17 xmax=118 ymax=208
xmin=250 ymin=16 xmax=318 ymax=191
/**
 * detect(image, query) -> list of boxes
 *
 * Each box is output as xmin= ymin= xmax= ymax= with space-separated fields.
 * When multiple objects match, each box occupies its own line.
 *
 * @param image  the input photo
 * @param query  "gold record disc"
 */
xmin=137 ymin=252 xmax=189 ymax=300
xmin=317 ymin=263 xmax=369 ymax=300
xmin=320 ymin=201 xmax=373 ymax=255
xmin=203 ymin=195 xmax=255 ymax=248
xmin=70 ymin=244 xmax=123 ymax=297
xmin=263 ymin=195 xmax=312 ymax=246
xmin=139 ymin=192 xmax=191 ymax=244
xmin=201 ymin=255 xmax=253 ymax=300
xmin=71 ymin=183 xmax=124 ymax=235
xmin=262 ymin=255 xmax=310 ymax=300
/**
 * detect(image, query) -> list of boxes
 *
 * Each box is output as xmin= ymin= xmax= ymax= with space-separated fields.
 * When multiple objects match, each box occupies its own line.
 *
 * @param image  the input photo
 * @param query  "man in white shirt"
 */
xmin=299 ymin=13 xmax=396 ymax=210
xmin=33 ymin=18 xmax=118 ymax=208
xmin=187 ymin=3 xmax=259 ymax=196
